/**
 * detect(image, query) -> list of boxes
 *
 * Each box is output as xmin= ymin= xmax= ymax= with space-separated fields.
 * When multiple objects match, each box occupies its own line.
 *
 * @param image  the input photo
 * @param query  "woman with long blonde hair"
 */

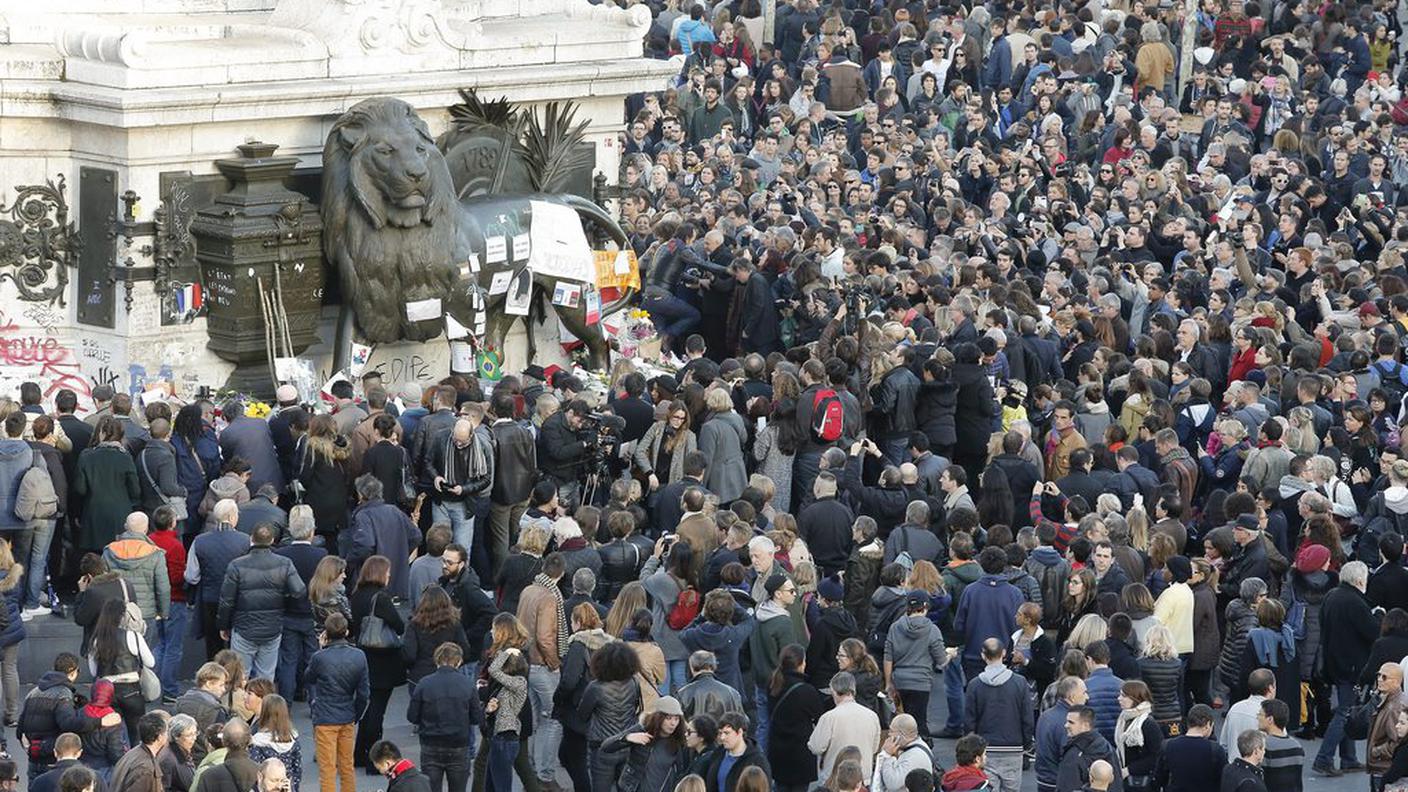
xmin=308 ymin=555 xmax=350 ymax=632
xmin=250 ymin=694 xmax=303 ymax=788
xmin=605 ymin=581 xmax=649 ymax=638
xmin=296 ymin=413 xmax=351 ymax=540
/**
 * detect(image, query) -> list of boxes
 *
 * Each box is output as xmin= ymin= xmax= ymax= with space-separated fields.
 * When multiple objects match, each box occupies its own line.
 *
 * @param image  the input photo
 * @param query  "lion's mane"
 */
xmin=322 ymin=98 xmax=459 ymax=344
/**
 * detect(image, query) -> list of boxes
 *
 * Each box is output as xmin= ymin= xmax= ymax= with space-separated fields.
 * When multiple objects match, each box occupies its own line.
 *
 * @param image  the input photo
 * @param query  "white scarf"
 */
xmin=1115 ymin=701 xmax=1153 ymax=766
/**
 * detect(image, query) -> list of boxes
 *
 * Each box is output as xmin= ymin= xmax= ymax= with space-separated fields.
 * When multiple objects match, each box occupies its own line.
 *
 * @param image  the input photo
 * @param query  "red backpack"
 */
xmin=666 ymin=587 xmax=701 ymax=630
xmin=810 ymin=388 xmax=845 ymax=443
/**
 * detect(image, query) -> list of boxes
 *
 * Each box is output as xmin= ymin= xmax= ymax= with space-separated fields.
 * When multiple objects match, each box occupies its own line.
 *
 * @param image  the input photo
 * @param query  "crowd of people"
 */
xmin=11 ymin=0 xmax=1408 ymax=791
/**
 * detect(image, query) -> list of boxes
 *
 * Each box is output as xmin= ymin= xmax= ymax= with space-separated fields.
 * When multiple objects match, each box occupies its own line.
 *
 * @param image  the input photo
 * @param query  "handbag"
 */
xmin=140 ymin=449 xmax=188 ymax=521
xmin=117 ymin=579 xmax=161 ymax=702
xmin=357 ymin=592 xmax=403 ymax=650
xmin=399 ymin=447 xmax=417 ymax=506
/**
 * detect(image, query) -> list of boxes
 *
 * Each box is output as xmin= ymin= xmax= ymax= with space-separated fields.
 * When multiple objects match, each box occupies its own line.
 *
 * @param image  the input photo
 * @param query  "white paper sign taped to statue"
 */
xmin=527 ymin=200 xmax=595 ymax=283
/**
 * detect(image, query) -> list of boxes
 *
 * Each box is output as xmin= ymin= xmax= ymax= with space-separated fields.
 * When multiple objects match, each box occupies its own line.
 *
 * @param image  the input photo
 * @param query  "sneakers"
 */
xmin=21 ymin=605 xmax=51 ymax=621
xmin=1312 ymin=763 xmax=1343 ymax=777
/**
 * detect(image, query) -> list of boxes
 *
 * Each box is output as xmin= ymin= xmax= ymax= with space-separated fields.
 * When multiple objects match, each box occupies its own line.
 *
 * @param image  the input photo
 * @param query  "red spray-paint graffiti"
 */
xmin=0 ymin=317 xmax=93 ymax=407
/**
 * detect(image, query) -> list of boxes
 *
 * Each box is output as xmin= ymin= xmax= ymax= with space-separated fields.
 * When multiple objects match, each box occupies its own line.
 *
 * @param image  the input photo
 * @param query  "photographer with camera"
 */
xmin=537 ymin=400 xmax=592 ymax=510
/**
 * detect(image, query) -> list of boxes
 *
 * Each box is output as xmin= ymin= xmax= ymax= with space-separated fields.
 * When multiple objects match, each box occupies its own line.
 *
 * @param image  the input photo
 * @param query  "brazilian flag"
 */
xmin=478 ymin=347 xmax=503 ymax=381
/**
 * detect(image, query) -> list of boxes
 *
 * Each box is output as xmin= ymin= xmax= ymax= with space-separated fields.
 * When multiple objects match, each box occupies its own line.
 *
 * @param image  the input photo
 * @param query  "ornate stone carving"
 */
xmin=0 ymin=176 xmax=79 ymax=306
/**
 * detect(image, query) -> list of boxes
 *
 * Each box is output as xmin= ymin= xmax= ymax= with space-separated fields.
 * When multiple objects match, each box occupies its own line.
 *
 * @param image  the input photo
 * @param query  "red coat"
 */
xmin=1228 ymin=346 xmax=1258 ymax=384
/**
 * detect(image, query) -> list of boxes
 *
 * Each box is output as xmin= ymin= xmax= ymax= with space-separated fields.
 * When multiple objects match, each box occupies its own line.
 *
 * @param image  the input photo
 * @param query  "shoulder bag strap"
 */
xmin=772 ymin=682 xmax=805 ymax=711
xmin=138 ymin=448 xmax=159 ymax=491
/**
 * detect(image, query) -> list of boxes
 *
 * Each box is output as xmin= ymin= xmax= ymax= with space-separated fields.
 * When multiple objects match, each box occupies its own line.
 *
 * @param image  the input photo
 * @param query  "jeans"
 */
xmin=22 ymin=518 xmax=53 ymax=608
xmin=487 ymin=500 xmax=527 ymax=571
xmin=276 ymin=623 xmax=317 ymax=701
xmin=984 ymin=747 xmax=1024 ymax=792
xmin=1316 ymin=680 xmax=1361 ymax=767
xmin=527 ymin=666 xmax=561 ymax=782
xmin=643 ymin=292 xmax=701 ymax=341
xmin=898 ymin=687 xmax=932 ymax=741
xmin=486 ymin=735 xmax=520 ymax=792
xmin=229 ymin=630 xmax=281 ymax=681
xmin=754 ymin=686 xmax=772 ymax=754
xmin=432 ymin=500 xmax=474 ymax=551
xmin=665 ymin=659 xmax=688 ymax=695
xmin=422 ymin=743 xmax=471 ymax=792
xmin=471 ymin=734 xmax=537 ymax=792
xmin=155 ymin=603 xmax=189 ymax=698
xmin=880 ymin=435 xmax=910 ymax=467
xmin=315 ymin=723 xmax=357 ymax=792
xmin=944 ymin=660 xmax=967 ymax=732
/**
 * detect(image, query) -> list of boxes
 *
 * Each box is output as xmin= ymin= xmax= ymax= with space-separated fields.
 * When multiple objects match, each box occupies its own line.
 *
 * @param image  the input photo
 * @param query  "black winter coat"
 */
xmin=843 ymin=455 xmax=907 ymax=537
xmin=805 ymin=605 xmax=859 ymax=688
xmin=1359 ymin=630 xmax=1408 ymax=687
xmin=17 ymin=671 xmax=97 ymax=760
xmin=798 ymin=497 xmax=854 ymax=575
xmin=350 ymin=584 xmax=407 ymax=688
xmin=916 ymin=377 xmax=959 ymax=450
xmin=1138 ymin=657 xmax=1184 ymax=722
xmin=537 ymin=411 xmax=587 ymax=484
xmin=216 ymin=546 xmax=307 ymax=643
xmin=401 ymin=621 xmax=471 ymax=684
xmin=766 ymin=672 xmax=829 ymax=786
xmin=952 ymin=363 xmax=997 ymax=456
xmin=440 ymin=569 xmax=496 ymax=659
xmin=1320 ymin=582 xmax=1380 ymax=683
xmin=489 ymin=419 xmax=536 ymax=505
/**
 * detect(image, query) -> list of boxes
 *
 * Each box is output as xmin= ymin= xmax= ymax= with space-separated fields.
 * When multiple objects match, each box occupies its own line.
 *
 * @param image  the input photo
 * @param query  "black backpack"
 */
xmin=866 ymin=595 xmax=909 ymax=657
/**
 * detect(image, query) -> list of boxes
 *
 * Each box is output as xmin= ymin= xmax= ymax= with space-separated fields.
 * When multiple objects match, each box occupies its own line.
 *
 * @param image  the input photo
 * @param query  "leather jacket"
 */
xmin=488 ymin=419 xmax=535 ymax=505
xmin=869 ymin=365 xmax=921 ymax=438
xmin=597 ymin=537 xmax=649 ymax=602
xmin=677 ymin=671 xmax=745 ymax=722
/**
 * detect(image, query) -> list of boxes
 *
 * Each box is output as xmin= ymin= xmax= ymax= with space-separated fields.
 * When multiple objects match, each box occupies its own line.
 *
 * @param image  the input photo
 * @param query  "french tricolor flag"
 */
xmin=176 ymin=283 xmax=202 ymax=315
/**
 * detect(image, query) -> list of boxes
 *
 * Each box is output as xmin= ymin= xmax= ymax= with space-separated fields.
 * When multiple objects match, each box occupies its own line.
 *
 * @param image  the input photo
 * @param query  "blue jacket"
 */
xmin=344 ymin=499 xmax=421 ymax=600
xmin=0 ymin=564 xmax=25 ymax=648
xmin=680 ymin=616 xmax=755 ymax=692
xmin=188 ymin=527 xmax=251 ymax=605
xmin=1036 ymin=700 xmax=1072 ymax=786
xmin=0 ymin=439 xmax=33 ymax=531
xmin=983 ymin=36 xmax=1012 ymax=89
xmin=407 ymin=665 xmax=482 ymax=747
xmin=675 ymin=18 xmax=716 ymax=57
xmin=964 ymin=663 xmax=1035 ymax=748
xmin=304 ymin=640 xmax=370 ymax=726
xmin=1085 ymin=666 xmax=1124 ymax=744
xmin=172 ymin=428 xmax=220 ymax=518
xmin=953 ymin=573 xmax=1025 ymax=662
xmin=218 ymin=416 xmax=283 ymax=495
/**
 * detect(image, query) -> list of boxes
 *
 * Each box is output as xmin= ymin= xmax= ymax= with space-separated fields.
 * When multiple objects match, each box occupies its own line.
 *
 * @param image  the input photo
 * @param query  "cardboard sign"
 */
xmin=594 ymin=249 xmax=641 ymax=291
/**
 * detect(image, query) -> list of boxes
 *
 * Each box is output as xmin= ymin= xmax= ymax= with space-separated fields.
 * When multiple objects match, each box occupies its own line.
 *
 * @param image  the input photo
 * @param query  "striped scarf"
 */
xmin=535 ymin=573 xmax=569 ymax=660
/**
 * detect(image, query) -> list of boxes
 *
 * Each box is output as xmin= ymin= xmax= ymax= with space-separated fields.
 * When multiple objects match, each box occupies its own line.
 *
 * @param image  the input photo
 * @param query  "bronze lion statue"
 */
xmin=322 ymin=98 xmax=461 ymax=346
xmin=322 ymin=97 xmax=630 ymax=371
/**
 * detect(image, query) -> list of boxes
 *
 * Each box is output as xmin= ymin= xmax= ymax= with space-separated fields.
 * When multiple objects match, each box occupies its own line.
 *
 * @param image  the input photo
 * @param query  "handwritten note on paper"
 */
xmin=486 ymin=236 xmax=508 ymax=264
